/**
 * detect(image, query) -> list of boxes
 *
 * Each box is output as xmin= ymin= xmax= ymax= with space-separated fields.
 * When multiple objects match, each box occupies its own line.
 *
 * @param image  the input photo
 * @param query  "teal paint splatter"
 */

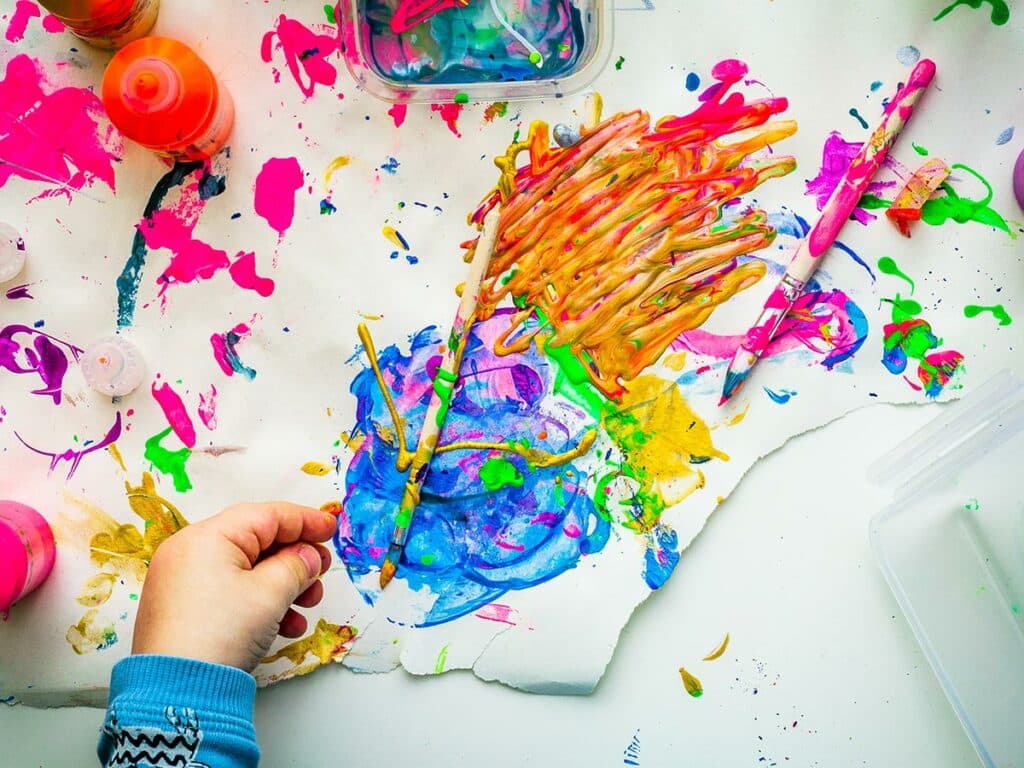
xmin=849 ymin=107 xmax=869 ymax=129
xmin=764 ymin=387 xmax=796 ymax=404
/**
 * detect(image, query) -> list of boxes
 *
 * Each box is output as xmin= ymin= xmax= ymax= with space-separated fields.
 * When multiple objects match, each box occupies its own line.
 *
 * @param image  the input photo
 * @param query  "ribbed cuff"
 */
xmin=109 ymin=655 xmax=256 ymax=735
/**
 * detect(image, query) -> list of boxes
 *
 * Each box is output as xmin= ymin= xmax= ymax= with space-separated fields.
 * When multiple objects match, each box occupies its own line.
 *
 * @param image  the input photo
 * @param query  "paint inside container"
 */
xmin=339 ymin=0 xmax=613 ymax=102
xmin=0 ymin=501 xmax=57 ymax=612
xmin=870 ymin=369 xmax=1024 ymax=768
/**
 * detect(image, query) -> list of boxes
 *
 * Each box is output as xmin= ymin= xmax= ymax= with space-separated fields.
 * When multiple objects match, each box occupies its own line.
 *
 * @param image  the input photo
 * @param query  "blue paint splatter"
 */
xmin=320 ymin=198 xmax=337 ymax=215
xmin=685 ymin=72 xmax=700 ymax=91
xmin=849 ymin=107 xmax=869 ymax=129
xmin=870 ymin=80 xmax=883 ymax=92
xmin=335 ymin=312 xmax=608 ymax=626
xmin=380 ymin=156 xmax=400 ymax=175
xmin=623 ymin=729 xmax=641 ymax=766
xmin=406 ymin=254 xmax=419 ymax=265
xmin=764 ymin=387 xmax=797 ymax=404
xmin=995 ymin=126 xmax=1014 ymax=145
xmin=642 ymin=524 xmax=679 ymax=590
xmin=220 ymin=330 xmax=257 ymax=381
xmin=896 ymin=45 xmax=921 ymax=66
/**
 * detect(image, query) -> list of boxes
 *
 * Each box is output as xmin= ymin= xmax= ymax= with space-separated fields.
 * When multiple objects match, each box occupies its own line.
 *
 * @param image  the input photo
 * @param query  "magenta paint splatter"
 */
xmin=430 ymin=103 xmax=464 ymax=137
xmin=15 ymin=412 xmax=122 ymax=479
xmin=1 ymin=324 xmax=82 ymax=404
xmin=805 ymin=131 xmax=897 ymax=224
xmin=0 ymin=55 xmax=121 ymax=200
xmin=198 ymin=385 xmax=218 ymax=430
xmin=253 ymin=157 xmax=304 ymax=236
xmin=227 ymin=252 xmax=275 ymax=297
xmin=4 ymin=284 xmax=33 ymax=301
xmin=152 ymin=380 xmax=197 ymax=449
xmin=261 ymin=15 xmax=341 ymax=98
xmin=211 ymin=323 xmax=257 ymax=380
xmin=4 ymin=0 xmax=62 ymax=41
xmin=388 ymin=103 xmax=408 ymax=128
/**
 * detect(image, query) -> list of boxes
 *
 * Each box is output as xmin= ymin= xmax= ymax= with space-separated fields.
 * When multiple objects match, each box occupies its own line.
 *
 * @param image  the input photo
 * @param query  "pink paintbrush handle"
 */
xmin=787 ymin=58 xmax=936 ymax=280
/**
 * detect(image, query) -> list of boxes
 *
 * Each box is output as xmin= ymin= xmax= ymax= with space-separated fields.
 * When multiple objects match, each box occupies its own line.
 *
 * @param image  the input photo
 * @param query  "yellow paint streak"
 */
xmin=301 ymin=461 xmax=331 ymax=476
xmin=323 ymin=155 xmax=350 ymax=191
xmin=703 ymin=632 xmax=730 ymax=661
xmin=76 ymin=573 xmax=116 ymax=607
xmin=679 ymin=665 xmax=703 ymax=697
xmin=340 ymin=431 xmax=365 ymax=452
xmin=262 ymin=619 xmax=358 ymax=672
xmin=661 ymin=351 xmax=687 ymax=372
xmin=108 ymin=444 xmax=127 ymax=473
xmin=357 ymin=323 xmax=414 ymax=471
xmin=320 ymin=500 xmax=343 ymax=515
xmin=726 ymin=403 xmax=749 ymax=426
xmin=382 ymin=225 xmax=404 ymax=249
xmin=437 ymin=428 xmax=597 ymax=468
xmin=357 ymin=312 xmax=383 ymax=321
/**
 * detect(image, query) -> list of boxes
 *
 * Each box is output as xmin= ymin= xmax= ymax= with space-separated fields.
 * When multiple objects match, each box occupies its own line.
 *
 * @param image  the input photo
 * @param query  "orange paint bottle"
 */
xmin=102 ymin=37 xmax=234 ymax=162
xmin=36 ymin=0 xmax=159 ymax=49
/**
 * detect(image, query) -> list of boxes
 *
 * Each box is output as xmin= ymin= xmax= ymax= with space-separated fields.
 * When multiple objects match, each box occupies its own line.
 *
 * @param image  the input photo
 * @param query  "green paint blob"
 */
xmin=396 ymin=509 xmax=413 ymax=528
xmin=857 ymin=194 xmax=891 ymax=210
xmin=323 ymin=3 xmax=336 ymax=23
xmin=479 ymin=458 xmax=525 ymax=491
xmin=420 ymin=554 xmax=435 ymax=566
xmin=934 ymin=0 xmax=1009 ymax=26
xmin=614 ymin=55 xmax=625 ymax=70
xmin=144 ymin=428 xmax=192 ymax=493
xmin=912 ymin=142 xmax=929 ymax=156
xmin=920 ymin=164 xmax=1010 ymax=234
xmin=877 ymin=256 xmax=915 ymax=294
xmin=128 ymin=593 xmax=139 ymax=601
xmin=434 ymin=644 xmax=449 ymax=674
xmin=964 ymin=304 xmax=1013 ymax=326
xmin=883 ymin=294 xmax=923 ymax=323
xmin=454 ymin=92 xmax=469 ymax=104
xmin=528 ymin=51 xmax=542 ymax=65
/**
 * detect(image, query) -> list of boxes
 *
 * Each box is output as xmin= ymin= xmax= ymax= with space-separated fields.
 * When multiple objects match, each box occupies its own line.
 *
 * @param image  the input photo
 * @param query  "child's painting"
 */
xmin=0 ymin=0 xmax=1019 ymax=703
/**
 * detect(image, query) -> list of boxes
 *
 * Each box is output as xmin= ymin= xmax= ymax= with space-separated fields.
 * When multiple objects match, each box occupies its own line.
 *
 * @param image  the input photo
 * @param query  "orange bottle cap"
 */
xmin=102 ymin=37 xmax=218 ymax=151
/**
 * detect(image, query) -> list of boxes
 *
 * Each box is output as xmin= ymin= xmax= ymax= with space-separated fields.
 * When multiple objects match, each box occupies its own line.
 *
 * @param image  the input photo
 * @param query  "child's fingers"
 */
xmin=211 ymin=502 xmax=338 ymax=564
xmin=278 ymin=608 xmax=308 ymax=639
xmin=294 ymin=580 xmax=324 ymax=609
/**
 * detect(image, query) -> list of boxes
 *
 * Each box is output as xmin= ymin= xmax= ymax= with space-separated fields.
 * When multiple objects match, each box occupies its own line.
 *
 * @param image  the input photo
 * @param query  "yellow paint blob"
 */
xmin=259 ymin=619 xmax=358 ymax=683
xmin=76 ymin=573 xmax=116 ymax=607
xmin=323 ymin=155 xmax=350 ymax=191
xmin=301 ymin=461 xmax=331 ymax=476
xmin=679 ymin=666 xmax=703 ymax=697
xmin=703 ymin=632 xmax=730 ymax=661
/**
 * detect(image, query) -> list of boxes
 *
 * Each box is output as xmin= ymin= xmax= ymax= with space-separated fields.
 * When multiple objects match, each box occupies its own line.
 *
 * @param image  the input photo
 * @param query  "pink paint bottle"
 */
xmin=0 ymin=501 xmax=56 ymax=613
xmin=102 ymin=36 xmax=234 ymax=161
xmin=36 ymin=0 xmax=159 ymax=50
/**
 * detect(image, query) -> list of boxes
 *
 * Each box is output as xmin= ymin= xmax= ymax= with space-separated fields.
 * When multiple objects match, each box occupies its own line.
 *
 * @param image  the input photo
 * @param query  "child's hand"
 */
xmin=132 ymin=502 xmax=336 ymax=672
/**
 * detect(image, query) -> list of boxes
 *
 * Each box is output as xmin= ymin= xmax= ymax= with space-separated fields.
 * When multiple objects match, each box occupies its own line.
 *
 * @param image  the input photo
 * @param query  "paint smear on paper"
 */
xmin=5 ymin=0 xmax=63 ymax=42
xmin=16 ymin=412 xmax=121 ymax=479
xmin=66 ymin=609 xmax=117 ymax=654
xmin=76 ymin=573 xmax=116 ymax=607
xmin=806 ymin=131 xmax=896 ymax=224
xmin=703 ymin=633 xmax=730 ymax=661
xmin=228 ymin=252 xmax=275 ymax=297
xmin=431 ymin=103 xmax=464 ymax=136
xmin=0 ymin=55 xmax=121 ymax=200
xmin=144 ymin=428 xmax=193 ymax=492
xmin=679 ymin=666 xmax=703 ymax=697
xmin=934 ymin=0 xmax=1009 ymax=25
xmin=881 ymin=292 xmax=964 ymax=397
xmin=301 ymin=461 xmax=331 ymax=476
xmin=152 ymin=380 xmax=197 ymax=449
xmin=259 ymin=619 xmax=357 ymax=682
xmin=388 ymin=104 xmax=408 ymax=128
xmin=211 ymin=323 xmax=257 ymax=380
xmin=261 ymin=14 xmax=341 ymax=98
xmin=254 ymin=157 xmax=305 ymax=237
xmin=877 ymin=256 xmax=915 ymax=293
xmin=1 ymin=324 xmax=83 ymax=405
xmin=764 ymin=388 xmax=796 ymax=404
xmin=198 ymin=385 xmax=218 ymax=430
xmin=484 ymin=101 xmax=508 ymax=122
xmin=964 ymin=304 xmax=1012 ymax=326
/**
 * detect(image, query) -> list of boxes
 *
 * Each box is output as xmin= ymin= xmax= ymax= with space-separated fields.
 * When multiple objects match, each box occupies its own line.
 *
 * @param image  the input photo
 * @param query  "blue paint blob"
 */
xmin=995 ymin=126 xmax=1014 ymax=145
xmin=642 ymin=524 xmax=679 ymax=590
xmin=380 ymin=156 xmax=400 ymax=175
xmin=319 ymin=198 xmax=337 ymax=215
xmin=870 ymin=80 xmax=883 ymax=92
xmin=406 ymin=254 xmax=419 ymax=265
xmin=763 ymin=387 xmax=796 ymax=404
xmin=685 ymin=72 xmax=701 ymax=91
xmin=335 ymin=312 xmax=609 ymax=626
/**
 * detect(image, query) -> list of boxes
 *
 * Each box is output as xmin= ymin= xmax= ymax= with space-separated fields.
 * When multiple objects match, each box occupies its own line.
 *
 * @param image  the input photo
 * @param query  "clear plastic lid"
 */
xmin=870 ymin=369 xmax=1024 ymax=768
xmin=339 ymin=0 xmax=613 ymax=103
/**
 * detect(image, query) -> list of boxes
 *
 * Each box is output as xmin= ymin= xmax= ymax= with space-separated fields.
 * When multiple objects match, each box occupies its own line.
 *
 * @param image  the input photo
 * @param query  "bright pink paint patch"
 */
xmin=0 ymin=54 xmax=121 ymax=199
xmin=475 ymin=603 xmax=519 ymax=626
xmin=254 ymin=157 xmax=304 ymax=236
xmin=152 ymin=380 xmax=197 ymax=449
xmin=431 ymin=103 xmax=463 ymax=137
xmin=562 ymin=523 xmax=582 ymax=538
xmin=388 ymin=103 xmax=408 ymax=128
xmin=5 ymin=0 xmax=39 ymax=42
xmin=198 ymin=385 xmax=217 ymax=430
xmin=210 ymin=323 xmax=254 ymax=379
xmin=41 ymin=13 xmax=63 ymax=32
xmin=261 ymin=15 xmax=340 ymax=98
xmin=228 ymin=251 xmax=275 ymax=297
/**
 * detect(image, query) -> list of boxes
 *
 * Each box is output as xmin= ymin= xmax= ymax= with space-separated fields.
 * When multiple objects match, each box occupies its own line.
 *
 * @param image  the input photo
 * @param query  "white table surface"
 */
xmin=0 ymin=403 xmax=982 ymax=767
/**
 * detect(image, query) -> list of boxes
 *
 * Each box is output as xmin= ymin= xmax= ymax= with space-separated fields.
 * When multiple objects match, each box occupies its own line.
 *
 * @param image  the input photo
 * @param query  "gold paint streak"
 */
xmin=702 ymin=632 xmax=730 ymax=661
xmin=66 ymin=609 xmax=116 ymax=655
xmin=320 ymin=501 xmax=343 ymax=515
xmin=323 ymin=155 xmax=350 ymax=191
xmin=262 ymin=618 xmax=358 ymax=668
xmin=437 ymin=428 xmax=597 ymax=469
xmin=340 ymin=431 xmax=365 ymax=452
xmin=584 ymin=90 xmax=603 ymax=129
xmin=76 ymin=572 xmax=116 ymax=607
xmin=661 ymin=351 xmax=687 ymax=372
xmin=726 ymin=402 xmax=749 ymax=426
xmin=357 ymin=323 xmax=414 ymax=471
xmin=382 ymin=225 xmax=404 ymax=249
xmin=679 ymin=665 xmax=703 ymax=697
xmin=357 ymin=312 xmax=383 ymax=321
xmin=301 ymin=461 xmax=331 ymax=476
xmin=108 ymin=444 xmax=127 ymax=473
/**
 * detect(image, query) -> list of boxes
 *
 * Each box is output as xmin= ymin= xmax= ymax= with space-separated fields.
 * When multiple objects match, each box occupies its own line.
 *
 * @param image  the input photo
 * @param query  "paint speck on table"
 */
xmin=896 ymin=44 xmax=921 ymax=65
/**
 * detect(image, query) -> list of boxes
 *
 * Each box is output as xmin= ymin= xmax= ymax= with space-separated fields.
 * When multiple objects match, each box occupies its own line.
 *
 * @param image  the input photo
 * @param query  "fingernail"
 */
xmin=298 ymin=545 xmax=321 ymax=578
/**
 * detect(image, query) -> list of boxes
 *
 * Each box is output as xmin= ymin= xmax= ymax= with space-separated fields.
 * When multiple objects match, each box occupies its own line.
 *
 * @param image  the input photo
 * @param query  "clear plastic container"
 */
xmin=870 ymin=369 xmax=1024 ymax=768
xmin=339 ymin=0 xmax=613 ymax=103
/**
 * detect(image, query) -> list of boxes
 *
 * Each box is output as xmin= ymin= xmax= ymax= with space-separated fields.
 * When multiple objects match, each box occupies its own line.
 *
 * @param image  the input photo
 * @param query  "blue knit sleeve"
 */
xmin=97 ymin=655 xmax=260 ymax=768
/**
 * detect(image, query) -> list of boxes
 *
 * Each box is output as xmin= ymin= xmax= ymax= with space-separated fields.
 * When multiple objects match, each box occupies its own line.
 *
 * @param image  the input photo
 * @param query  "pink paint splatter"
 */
xmin=261 ymin=15 xmax=340 ymax=98
xmin=0 ymin=54 xmax=121 ymax=199
xmin=152 ymin=379 xmax=197 ymax=449
xmin=15 ymin=412 xmax=121 ymax=479
xmin=42 ymin=13 xmax=63 ymax=32
xmin=253 ymin=157 xmax=304 ymax=236
xmin=805 ymin=131 xmax=897 ymax=225
xmin=431 ymin=103 xmax=463 ymax=137
xmin=474 ymin=603 xmax=519 ymax=626
xmin=227 ymin=251 xmax=275 ymax=297
xmin=5 ymin=0 xmax=40 ymax=42
xmin=388 ymin=103 xmax=408 ymax=128
xmin=211 ymin=323 xmax=256 ymax=380
xmin=198 ymin=385 xmax=218 ymax=430
xmin=562 ymin=523 xmax=582 ymax=538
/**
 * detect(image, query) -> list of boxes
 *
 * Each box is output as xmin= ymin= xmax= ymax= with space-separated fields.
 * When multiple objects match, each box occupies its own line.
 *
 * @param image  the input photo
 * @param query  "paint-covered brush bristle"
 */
xmin=379 ymin=550 xmax=399 ymax=589
xmin=719 ymin=370 xmax=749 ymax=405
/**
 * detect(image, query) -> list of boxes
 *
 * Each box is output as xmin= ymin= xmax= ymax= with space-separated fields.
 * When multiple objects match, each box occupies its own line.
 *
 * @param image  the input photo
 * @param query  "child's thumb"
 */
xmin=252 ymin=543 xmax=322 ymax=607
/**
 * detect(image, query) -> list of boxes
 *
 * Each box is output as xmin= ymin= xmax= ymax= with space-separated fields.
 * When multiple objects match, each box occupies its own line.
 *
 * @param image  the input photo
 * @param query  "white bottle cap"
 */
xmin=0 ymin=223 xmax=27 ymax=285
xmin=81 ymin=336 xmax=146 ymax=397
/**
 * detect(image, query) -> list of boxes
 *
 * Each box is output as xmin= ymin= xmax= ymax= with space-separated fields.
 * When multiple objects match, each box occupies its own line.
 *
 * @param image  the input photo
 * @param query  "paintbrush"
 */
xmin=379 ymin=206 xmax=502 ymax=589
xmin=720 ymin=58 xmax=937 ymax=404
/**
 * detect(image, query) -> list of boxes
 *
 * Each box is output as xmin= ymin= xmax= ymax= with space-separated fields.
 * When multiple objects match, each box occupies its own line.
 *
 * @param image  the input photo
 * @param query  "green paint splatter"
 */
xmin=614 ymin=55 xmax=625 ymax=70
xmin=479 ymin=458 xmax=525 ymax=491
xmin=528 ymin=51 xmax=542 ymax=65
xmin=964 ymin=498 xmax=980 ymax=511
xmin=912 ymin=142 xmax=929 ymax=156
xmin=454 ymin=92 xmax=469 ymax=104
xmin=420 ymin=554 xmax=435 ymax=566
xmin=934 ymin=0 xmax=1009 ymax=26
xmin=920 ymin=164 xmax=1010 ymax=234
xmin=858 ymin=194 xmax=891 ymax=210
xmin=434 ymin=644 xmax=449 ymax=674
xmin=964 ymin=304 xmax=1012 ymax=326
xmin=877 ymin=257 xmax=915 ymax=294
xmin=323 ymin=3 xmax=336 ymax=23
xmin=128 ymin=593 xmax=138 ymax=601
xmin=144 ymin=428 xmax=192 ymax=493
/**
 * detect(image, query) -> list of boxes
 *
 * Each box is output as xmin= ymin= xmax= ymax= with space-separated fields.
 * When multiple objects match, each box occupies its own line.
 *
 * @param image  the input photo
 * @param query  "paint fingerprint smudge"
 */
xmin=198 ymin=385 xmax=218 ymax=430
xmin=254 ymin=157 xmax=305 ymax=237
xmin=0 ymin=55 xmax=121 ymax=200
